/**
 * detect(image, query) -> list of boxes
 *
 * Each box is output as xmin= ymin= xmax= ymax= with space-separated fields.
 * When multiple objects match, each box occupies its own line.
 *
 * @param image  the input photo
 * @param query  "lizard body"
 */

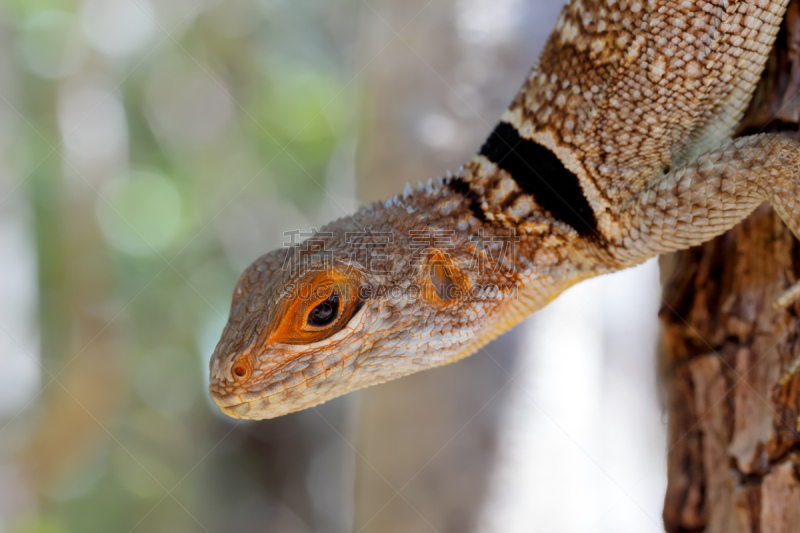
xmin=210 ymin=0 xmax=800 ymax=420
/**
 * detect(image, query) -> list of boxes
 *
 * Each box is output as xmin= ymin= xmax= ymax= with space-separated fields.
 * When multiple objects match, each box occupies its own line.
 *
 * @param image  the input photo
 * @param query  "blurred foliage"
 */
xmin=0 ymin=1 xmax=669 ymax=532
xmin=1 ymin=0 xmax=361 ymax=531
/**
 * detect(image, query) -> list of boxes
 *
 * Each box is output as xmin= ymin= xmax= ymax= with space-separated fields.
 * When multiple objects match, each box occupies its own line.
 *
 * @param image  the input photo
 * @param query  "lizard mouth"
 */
xmin=209 ymin=390 xmax=254 ymax=418
xmin=209 ymin=388 xmax=332 ymax=420
xmin=209 ymin=373 xmax=335 ymax=419
xmin=218 ymin=401 xmax=251 ymax=419
xmin=210 ymin=390 xmax=280 ymax=419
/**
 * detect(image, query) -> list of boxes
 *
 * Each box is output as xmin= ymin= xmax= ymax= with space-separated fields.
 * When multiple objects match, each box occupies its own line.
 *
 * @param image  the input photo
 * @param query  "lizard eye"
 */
xmin=266 ymin=269 xmax=366 ymax=345
xmin=308 ymin=292 xmax=340 ymax=327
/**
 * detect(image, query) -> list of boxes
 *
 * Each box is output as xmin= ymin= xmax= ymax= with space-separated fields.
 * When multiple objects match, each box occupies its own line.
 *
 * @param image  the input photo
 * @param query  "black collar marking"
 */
xmin=479 ymin=122 xmax=597 ymax=236
xmin=446 ymin=176 xmax=488 ymax=223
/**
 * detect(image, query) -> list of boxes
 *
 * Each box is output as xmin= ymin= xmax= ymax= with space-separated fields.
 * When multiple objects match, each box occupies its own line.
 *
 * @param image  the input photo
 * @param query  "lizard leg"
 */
xmin=617 ymin=134 xmax=800 ymax=390
xmin=616 ymin=134 xmax=800 ymax=307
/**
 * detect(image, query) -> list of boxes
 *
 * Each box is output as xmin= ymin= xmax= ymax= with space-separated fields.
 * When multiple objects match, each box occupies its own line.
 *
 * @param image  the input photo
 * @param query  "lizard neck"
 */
xmin=326 ymin=118 xmax=619 ymax=316
xmin=343 ymin=157 xmax=596 ymax=282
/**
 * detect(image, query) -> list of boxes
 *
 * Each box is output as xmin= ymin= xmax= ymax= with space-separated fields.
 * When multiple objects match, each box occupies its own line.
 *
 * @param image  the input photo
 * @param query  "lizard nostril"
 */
xmin=231 ymin=357 xmax=251 ymax=381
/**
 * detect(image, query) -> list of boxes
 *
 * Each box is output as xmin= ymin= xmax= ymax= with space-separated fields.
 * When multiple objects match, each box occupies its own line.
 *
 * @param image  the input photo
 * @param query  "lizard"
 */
xmin=209 ymin=0 xmax=800 ymax=420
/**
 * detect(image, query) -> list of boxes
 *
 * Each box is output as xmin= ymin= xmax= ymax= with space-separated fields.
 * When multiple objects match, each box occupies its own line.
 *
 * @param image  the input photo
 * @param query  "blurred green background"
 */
xmin=0 ymin=0 xmax=668 ymax=532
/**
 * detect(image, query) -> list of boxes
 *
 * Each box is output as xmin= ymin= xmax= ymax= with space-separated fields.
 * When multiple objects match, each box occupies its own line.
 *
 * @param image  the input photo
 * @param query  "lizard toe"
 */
xmin=773 ymin=280 xmax=800 ymax=310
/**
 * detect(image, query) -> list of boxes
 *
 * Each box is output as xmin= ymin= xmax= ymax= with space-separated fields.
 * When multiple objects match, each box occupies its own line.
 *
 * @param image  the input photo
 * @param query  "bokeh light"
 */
xmin=96 ymin=172 xmax=182 ymax=256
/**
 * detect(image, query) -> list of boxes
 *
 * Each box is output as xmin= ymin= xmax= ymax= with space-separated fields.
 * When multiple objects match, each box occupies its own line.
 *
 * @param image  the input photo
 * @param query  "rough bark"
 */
xmin=661 ymin=3 xmax=800 ymax=531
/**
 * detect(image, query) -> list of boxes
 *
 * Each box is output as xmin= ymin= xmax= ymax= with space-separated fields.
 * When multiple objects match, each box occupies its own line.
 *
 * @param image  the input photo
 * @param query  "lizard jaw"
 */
xmin=211 ymin=388 xmax=320 ymax=420
xmin=209 ymin=358 xmax=358 ymax=419
xmin=210 ymin=381 xmax=356 ymax=419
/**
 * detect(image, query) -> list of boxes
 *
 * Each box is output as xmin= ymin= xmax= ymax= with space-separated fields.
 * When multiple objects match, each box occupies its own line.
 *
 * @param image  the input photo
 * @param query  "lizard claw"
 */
xmin=779 ymin=356 xmax=800 ymax=387
xmin=773 ymin=280 xmax=800 ymax=310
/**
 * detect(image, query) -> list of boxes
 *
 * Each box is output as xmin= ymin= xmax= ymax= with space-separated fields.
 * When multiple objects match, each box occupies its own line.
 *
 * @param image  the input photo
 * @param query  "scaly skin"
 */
xmin=210 ymin=0 xmax=800 ymax=420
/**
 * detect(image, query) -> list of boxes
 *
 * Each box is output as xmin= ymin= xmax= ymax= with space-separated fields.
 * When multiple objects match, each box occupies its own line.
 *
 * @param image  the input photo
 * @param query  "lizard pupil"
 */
xmin=308 ymin=293 xmax=339 ymax=326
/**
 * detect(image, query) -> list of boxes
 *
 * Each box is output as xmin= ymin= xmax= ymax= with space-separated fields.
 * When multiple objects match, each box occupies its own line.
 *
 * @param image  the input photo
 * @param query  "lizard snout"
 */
xmin=210 ymin=351 xmax=255 ymax=384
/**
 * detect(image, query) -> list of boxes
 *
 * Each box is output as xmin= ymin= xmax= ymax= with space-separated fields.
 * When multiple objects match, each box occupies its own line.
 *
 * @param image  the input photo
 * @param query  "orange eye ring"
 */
xmin=267 ymin=269 xmax=364 ymax=345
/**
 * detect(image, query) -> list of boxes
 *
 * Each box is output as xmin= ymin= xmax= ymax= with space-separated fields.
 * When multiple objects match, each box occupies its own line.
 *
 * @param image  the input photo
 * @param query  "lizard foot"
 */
xmin=773 ymin=281 xmax=800 ymax=310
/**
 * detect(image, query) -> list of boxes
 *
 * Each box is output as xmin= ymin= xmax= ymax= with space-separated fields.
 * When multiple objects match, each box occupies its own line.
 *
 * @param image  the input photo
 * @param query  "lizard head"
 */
xmin=208 ymin=198 xmax=521 ymax=419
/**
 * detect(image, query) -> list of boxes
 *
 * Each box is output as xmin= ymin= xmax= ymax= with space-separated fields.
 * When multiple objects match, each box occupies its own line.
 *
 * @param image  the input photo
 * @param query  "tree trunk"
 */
xmin=661 ymin=3 xmax=800 ymax=531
